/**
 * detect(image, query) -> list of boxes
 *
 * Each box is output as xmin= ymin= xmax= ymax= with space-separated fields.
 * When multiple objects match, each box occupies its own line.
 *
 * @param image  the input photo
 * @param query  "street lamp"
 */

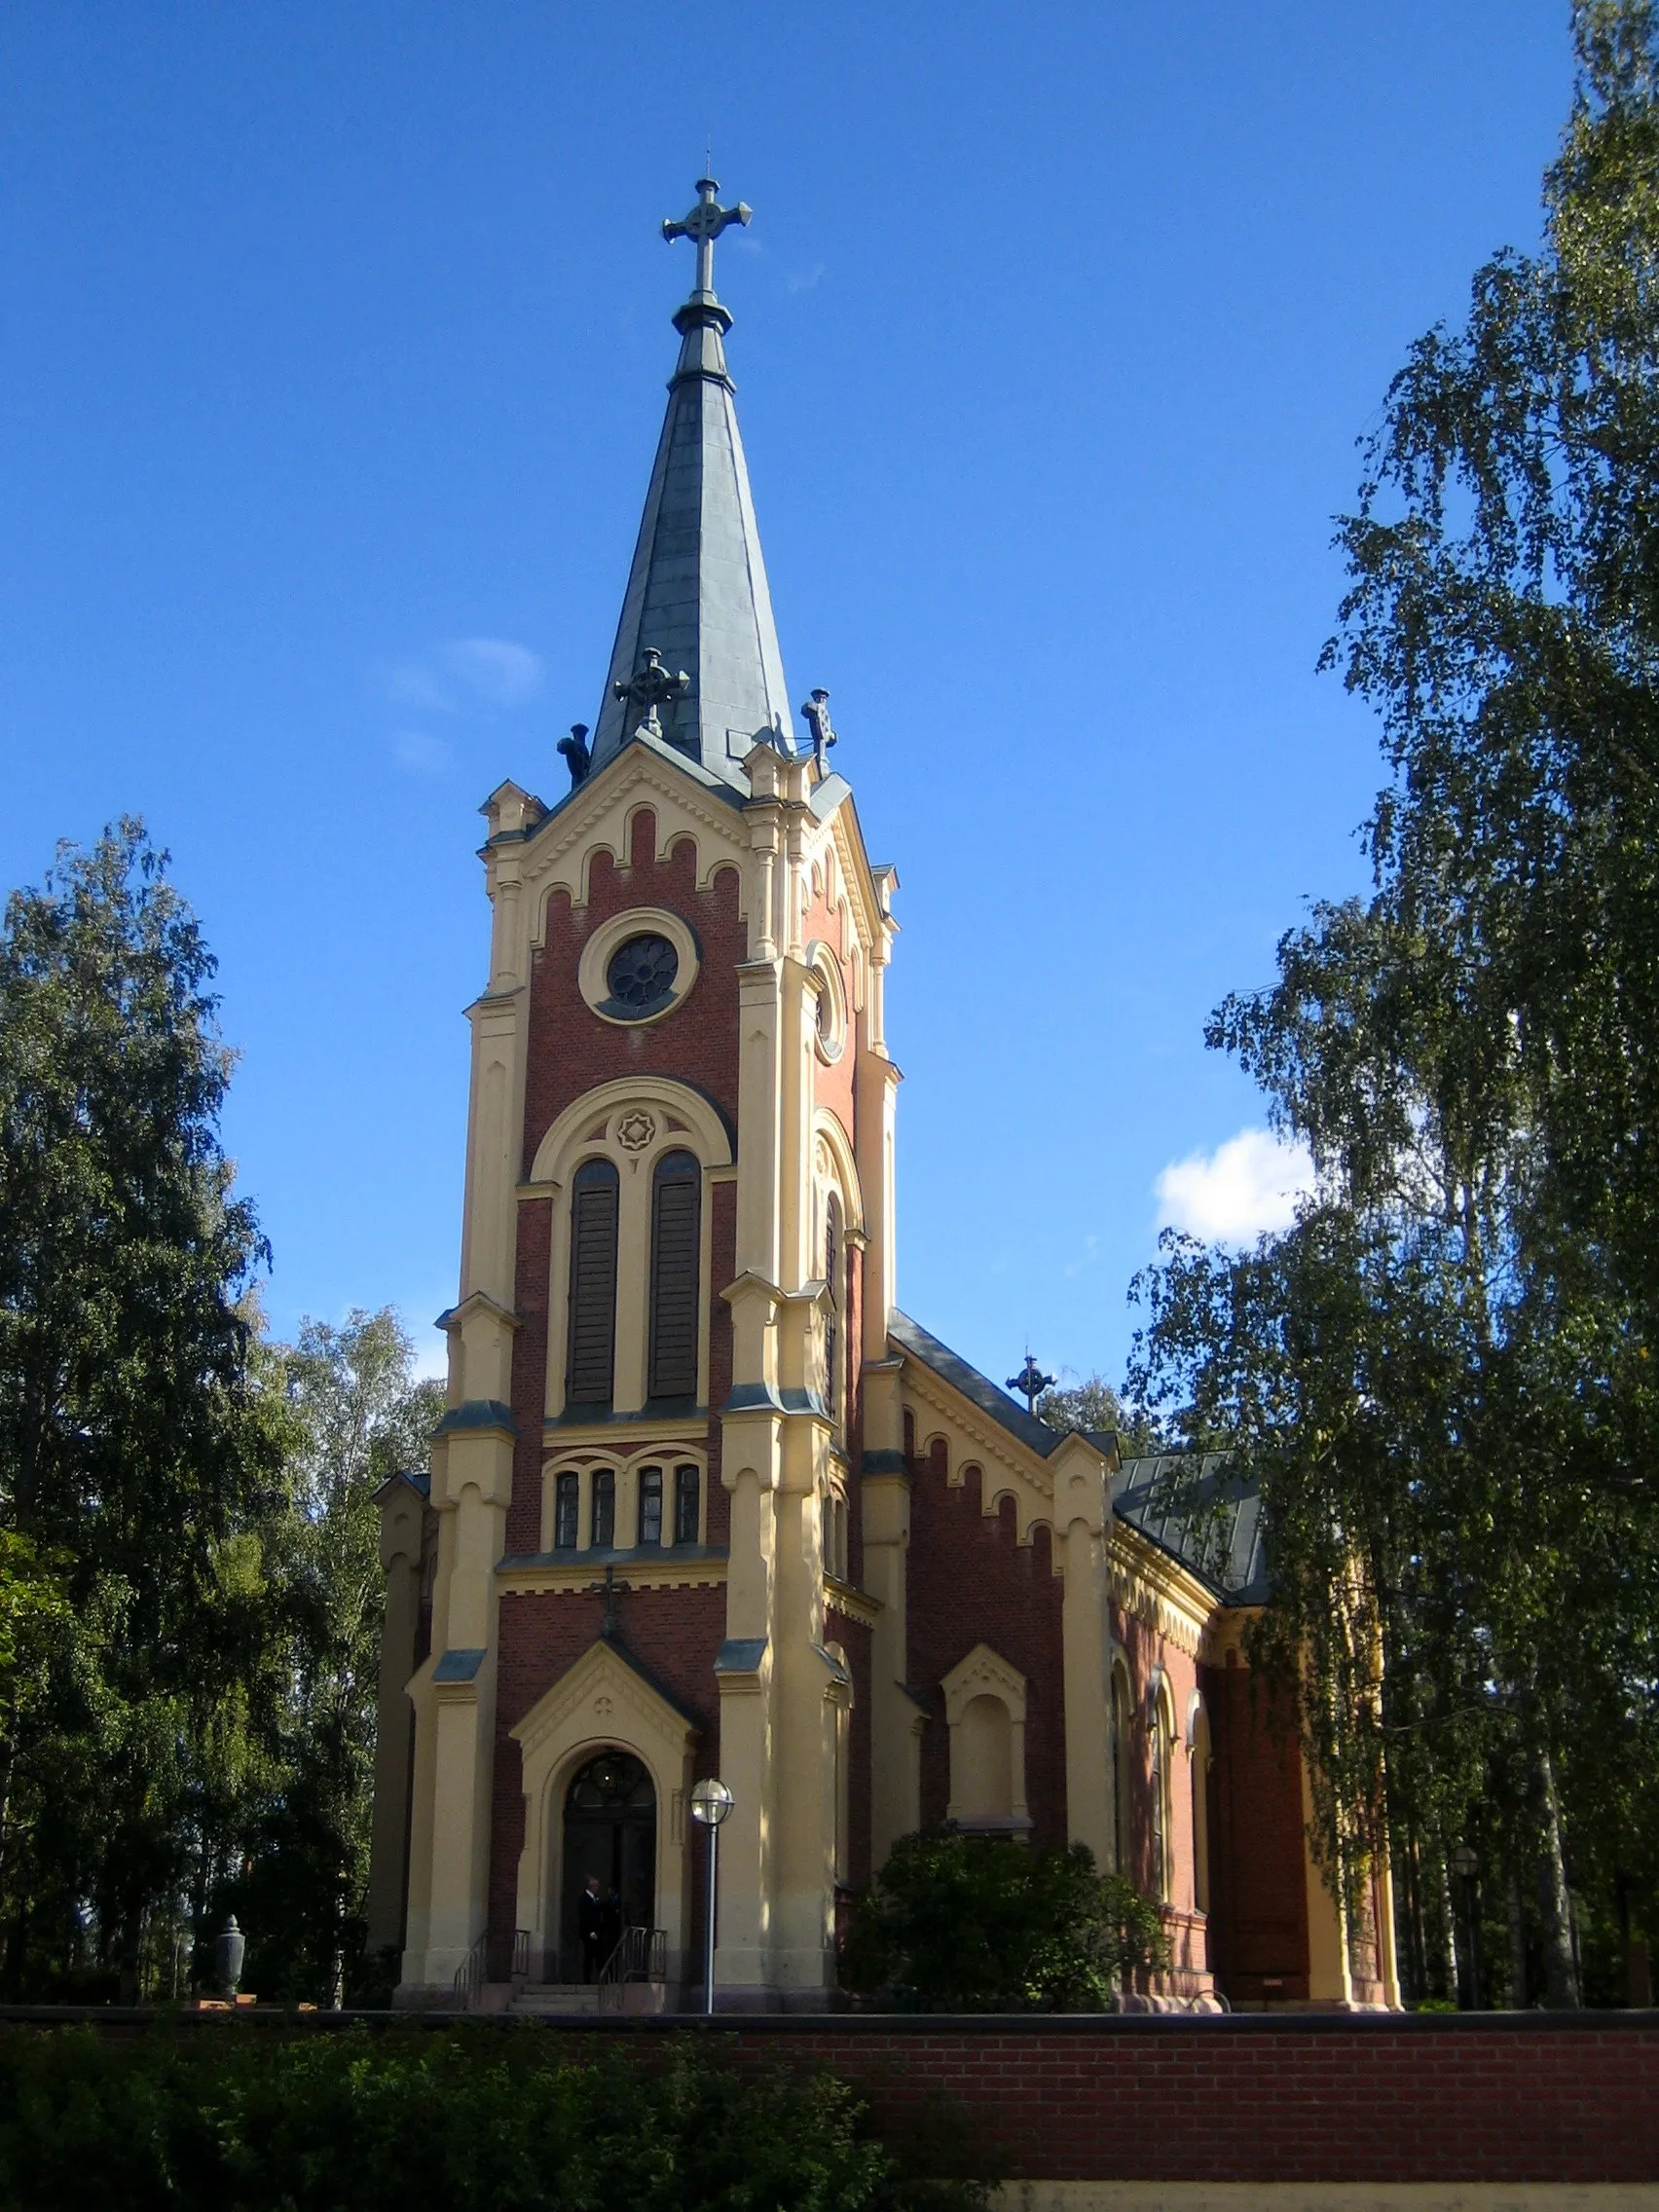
xmin=1451 ymin=1844 xmax=1480 ymax=2009
xmin=689 ymin=1777 xmax=734 ymax=2017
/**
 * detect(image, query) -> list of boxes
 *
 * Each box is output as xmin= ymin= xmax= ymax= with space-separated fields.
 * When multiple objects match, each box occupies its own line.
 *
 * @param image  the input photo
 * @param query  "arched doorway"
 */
xmin=559 ymin=1749 xmax=656 ymax=1976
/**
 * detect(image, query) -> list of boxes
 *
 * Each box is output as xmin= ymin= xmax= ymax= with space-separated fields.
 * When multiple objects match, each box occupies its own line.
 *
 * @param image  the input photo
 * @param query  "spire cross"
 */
xmin=613 ymin=645 xmax=690 ymax=741
xmin=663 ymin=175 xmax=752 ymax=301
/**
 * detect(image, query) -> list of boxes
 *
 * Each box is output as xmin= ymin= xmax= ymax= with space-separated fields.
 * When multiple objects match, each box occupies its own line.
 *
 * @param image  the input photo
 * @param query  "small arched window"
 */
xmin=1150 ymin=1695 xmax=1172 ymax=1903
xmin=553 ymin=1471 xmax=579 ymax=1551
xmin=637 ymin=1466 xmax=663 ymax=1547
xmin=824 ymin=1192 xmax=842 ymax=1428
xmin=673 ymin=1463 xmax=700 ymax=1546
xmin=567 ymin=1158 xmax=620 ymax=1409
xmin=591 ymin=1467 xmax=615 ymax=1551
xmin=1111 ymin=1668 xmax=1133 ymax=1877
xmin=648 ymin=1151 xmax=701 ymax=1403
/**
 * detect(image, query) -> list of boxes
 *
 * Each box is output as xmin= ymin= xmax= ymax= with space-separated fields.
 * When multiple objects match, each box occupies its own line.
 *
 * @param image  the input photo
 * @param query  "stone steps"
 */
xmin=511 ymin=1983 xmax=604 ymax=2015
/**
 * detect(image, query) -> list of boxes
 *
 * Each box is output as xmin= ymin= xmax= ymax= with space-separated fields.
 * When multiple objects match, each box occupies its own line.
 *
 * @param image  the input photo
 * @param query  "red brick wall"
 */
xmin=489 ymin=1585 xmax=727 ymax=1972
xmin=905 ymin=1441 xmax=1067 ymax=1849
xmin=510 ymin=2015 xmax=1659 ymax=2185
xmin=1201 ymin=1650 xmax=1311 ymax=2003
xmin=523 ymin=809 xmax=745 ymax=1164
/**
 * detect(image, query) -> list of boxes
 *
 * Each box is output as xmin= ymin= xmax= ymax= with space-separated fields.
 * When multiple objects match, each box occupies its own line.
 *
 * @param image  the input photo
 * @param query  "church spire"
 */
xmin=588 ymin=177 xmax=795 ymax=789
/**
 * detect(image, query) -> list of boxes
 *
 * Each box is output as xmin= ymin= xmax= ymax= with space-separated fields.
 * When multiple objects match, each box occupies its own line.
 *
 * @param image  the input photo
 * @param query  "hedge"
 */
xmin=0 ymin=2024 xmax=988 ymax=2212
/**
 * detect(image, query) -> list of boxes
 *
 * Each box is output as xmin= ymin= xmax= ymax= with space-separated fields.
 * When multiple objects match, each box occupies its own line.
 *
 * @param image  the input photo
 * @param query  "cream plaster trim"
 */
xmin=941 ymin=1641 xmax=1029 ymax=1826
xmin=544 ymin=1415 xmax=709 ymax=1449
xmin=498 ymin=1556 xmax=727 ymax=1595
xmin=1107 ymin=1521 xmax=1220 ymax=1658
xmin=576 ymin=904 xmax=701 ymax=1028
xmin=523 ymin=746 xmax=750 ymax=926
xmin=804 ymin=938 xmax=847 ymax=1064
xmin=509 ymin=1639 xmax=700 ymax=1983
xmin=824 ymin=1575 xmax=881 ymax=1626
xmin=812 ymin=1108 xmax=864 ymax=1233
xmin=529 ymin=1075 xmax=733 ymax=1186
xmin=901 ymin=1358 xmax=1057 ymax=1549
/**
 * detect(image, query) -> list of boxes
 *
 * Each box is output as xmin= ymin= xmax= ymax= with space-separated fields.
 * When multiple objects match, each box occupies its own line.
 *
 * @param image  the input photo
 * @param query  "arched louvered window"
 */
xmin=648 ymin=1151 xmax=701 ymax=1402
xmin=567 ymin=1158 xmax=619 ymax=1409
xmin=824 ymin=1193 xmax=842 ymax=1427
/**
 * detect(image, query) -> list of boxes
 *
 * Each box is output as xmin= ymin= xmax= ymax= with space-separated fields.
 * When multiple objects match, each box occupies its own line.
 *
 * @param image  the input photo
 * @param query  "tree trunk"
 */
xmin=1529 ymin=1750 xmax=1580 ymax=2009
xmin=1435 ymin=1850 xmax=1459 ymax=2003
xmin=1508 ymin=1870 xmax=1529 ymax=2009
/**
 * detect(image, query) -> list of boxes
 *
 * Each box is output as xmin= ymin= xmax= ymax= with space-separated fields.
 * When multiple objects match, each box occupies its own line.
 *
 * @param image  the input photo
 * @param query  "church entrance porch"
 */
xmin=559 ymin=1749 xmax=656 ymax=1980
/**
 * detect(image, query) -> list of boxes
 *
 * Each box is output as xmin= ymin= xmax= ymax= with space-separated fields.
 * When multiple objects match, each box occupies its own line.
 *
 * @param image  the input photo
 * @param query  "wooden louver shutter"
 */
xmin=648 ymin=1151 xmax=701 ymax=1401
xmin=567 ymin=1159 xmax=619 ymax=1407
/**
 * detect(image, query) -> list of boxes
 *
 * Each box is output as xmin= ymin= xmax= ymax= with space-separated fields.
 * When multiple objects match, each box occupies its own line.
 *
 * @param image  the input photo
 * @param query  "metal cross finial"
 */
xmin=585 ymin=1560 xmax=632 ymax=1641
xmin=663 ymin=175 xmax=752 ymax=300
xmin=1007 ymin=1352 xmax=1055 ymax=1417
xmin=613 ymin=645 xmax=690 ymax=741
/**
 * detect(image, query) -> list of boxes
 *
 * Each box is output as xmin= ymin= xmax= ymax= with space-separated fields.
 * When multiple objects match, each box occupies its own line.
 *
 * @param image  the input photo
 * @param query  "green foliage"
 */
xmin=1034 ymin=1374 xmax=1163 ymax=1458
xmin=840 ymin=1826 xmax=1167 ymax=2012
xmin=1129 ymin=2 xmax=1659 ymax=2007
xmin=0 ymin=824 xmax=439 ymax=2003
xmin=238 ymin=1311 xmax=444 ymax=2003
xmin=0 ymin=2025 xmax=986 ymax=2212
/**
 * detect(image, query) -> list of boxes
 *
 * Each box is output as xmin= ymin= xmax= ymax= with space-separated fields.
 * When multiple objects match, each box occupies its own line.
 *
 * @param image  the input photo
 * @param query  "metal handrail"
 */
xmin=512 ymin=1928 xmax=530 ymax=1982
xmin=597 ymin=1924 xmax=668 ymax=2010
xmin=452 ymin=1931 xmax=488 ymax=2009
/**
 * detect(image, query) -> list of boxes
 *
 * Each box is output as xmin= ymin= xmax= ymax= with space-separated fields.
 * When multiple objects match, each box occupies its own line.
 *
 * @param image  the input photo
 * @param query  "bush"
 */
xmin=840 ymin=1826 xmax=1169 ymax=2012
xmin=0 ymin=2024 xmax=988 ymax=2211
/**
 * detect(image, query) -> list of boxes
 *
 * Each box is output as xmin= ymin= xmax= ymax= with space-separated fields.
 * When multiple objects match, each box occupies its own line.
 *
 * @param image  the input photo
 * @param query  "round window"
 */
xmin=606 ymin=932 xmax=679 ymax=1015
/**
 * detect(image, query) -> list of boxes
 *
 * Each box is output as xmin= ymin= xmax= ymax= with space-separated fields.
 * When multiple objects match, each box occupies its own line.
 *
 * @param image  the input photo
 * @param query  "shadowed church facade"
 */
xmin=368 ymin=181 xmax=1399 ymax=2014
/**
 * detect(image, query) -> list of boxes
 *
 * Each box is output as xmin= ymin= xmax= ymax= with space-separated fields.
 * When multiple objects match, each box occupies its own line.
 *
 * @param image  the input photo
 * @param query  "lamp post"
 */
xmin=1451 ymin=1843 xmax=1481 ymax=2009
xmin=688 ymin=1777 xmax=733 ymax=2016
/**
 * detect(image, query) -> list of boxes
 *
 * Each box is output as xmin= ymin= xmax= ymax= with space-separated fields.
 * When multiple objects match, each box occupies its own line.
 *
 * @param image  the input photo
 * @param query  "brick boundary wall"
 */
xmin=3 ymin=2009 xmax=1656 ymax=2185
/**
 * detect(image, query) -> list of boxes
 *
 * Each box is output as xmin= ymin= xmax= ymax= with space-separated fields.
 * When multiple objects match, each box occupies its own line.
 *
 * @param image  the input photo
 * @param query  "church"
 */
xmin=366 ymin=179 xmax=1399 ymax=2015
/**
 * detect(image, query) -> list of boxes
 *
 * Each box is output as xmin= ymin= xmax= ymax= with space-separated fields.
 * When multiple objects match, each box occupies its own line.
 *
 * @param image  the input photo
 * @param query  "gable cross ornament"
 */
xmin=663 ymin=175 xmax=752 ymax=300
xmin=1007 ymin=1352 xmax=1054 ymax=1417
xmin=585 ymin=1560 xmax=632 ymax=1641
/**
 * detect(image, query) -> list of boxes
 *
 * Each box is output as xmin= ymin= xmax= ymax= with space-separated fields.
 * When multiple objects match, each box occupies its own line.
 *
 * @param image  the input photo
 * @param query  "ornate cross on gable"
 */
xmin=613 ymin=645 xmax=690 ymax=741
xmin=662 ymin=175 xmax=752 ymax=300
xmin=585 ymin=1560 xmax=632 ymax=1641
xmin=1007 ymin=1352 xmax=1055 ymax=1417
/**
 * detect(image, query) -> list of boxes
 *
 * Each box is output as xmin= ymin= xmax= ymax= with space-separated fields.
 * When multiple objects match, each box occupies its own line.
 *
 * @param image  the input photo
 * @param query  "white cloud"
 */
xmin=391 ymin=730 xmax=452 ymax=776
xmin=442 ymin=637 xmax=544 ymax=708
xmin=785 ymin=261 xmax=825 ymax=295
xmin=1155 ymin=1126 xmax=1313 ymax=1244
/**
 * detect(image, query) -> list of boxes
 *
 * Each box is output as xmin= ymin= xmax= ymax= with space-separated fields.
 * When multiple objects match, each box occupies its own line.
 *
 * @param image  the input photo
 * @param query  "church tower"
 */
xmin=369 ymin=179 xmax=1398 ymax=2018
xmin=378 ymin=179 xmax=905 ymax=2008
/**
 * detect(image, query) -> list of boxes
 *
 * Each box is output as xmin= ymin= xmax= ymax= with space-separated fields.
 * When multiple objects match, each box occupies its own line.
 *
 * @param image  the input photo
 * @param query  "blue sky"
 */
xmin=1 ymin=2 xmax=1571 ymax=1390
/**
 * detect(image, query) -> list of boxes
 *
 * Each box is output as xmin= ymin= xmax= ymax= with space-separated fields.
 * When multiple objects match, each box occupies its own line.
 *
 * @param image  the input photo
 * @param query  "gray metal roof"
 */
xmin=888 ymin=1309 xmax=1069 ymax=1460
xmin=588 ymin=246 xmax=794 ymax=791
xmin=1111 ymin=1453 xmax=1269 ymax=1605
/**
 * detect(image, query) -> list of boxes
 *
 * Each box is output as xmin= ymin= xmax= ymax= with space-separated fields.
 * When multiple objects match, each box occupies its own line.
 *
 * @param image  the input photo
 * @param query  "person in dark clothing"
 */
xmin=578 ymin=1875 xmax=606 ymax=1981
